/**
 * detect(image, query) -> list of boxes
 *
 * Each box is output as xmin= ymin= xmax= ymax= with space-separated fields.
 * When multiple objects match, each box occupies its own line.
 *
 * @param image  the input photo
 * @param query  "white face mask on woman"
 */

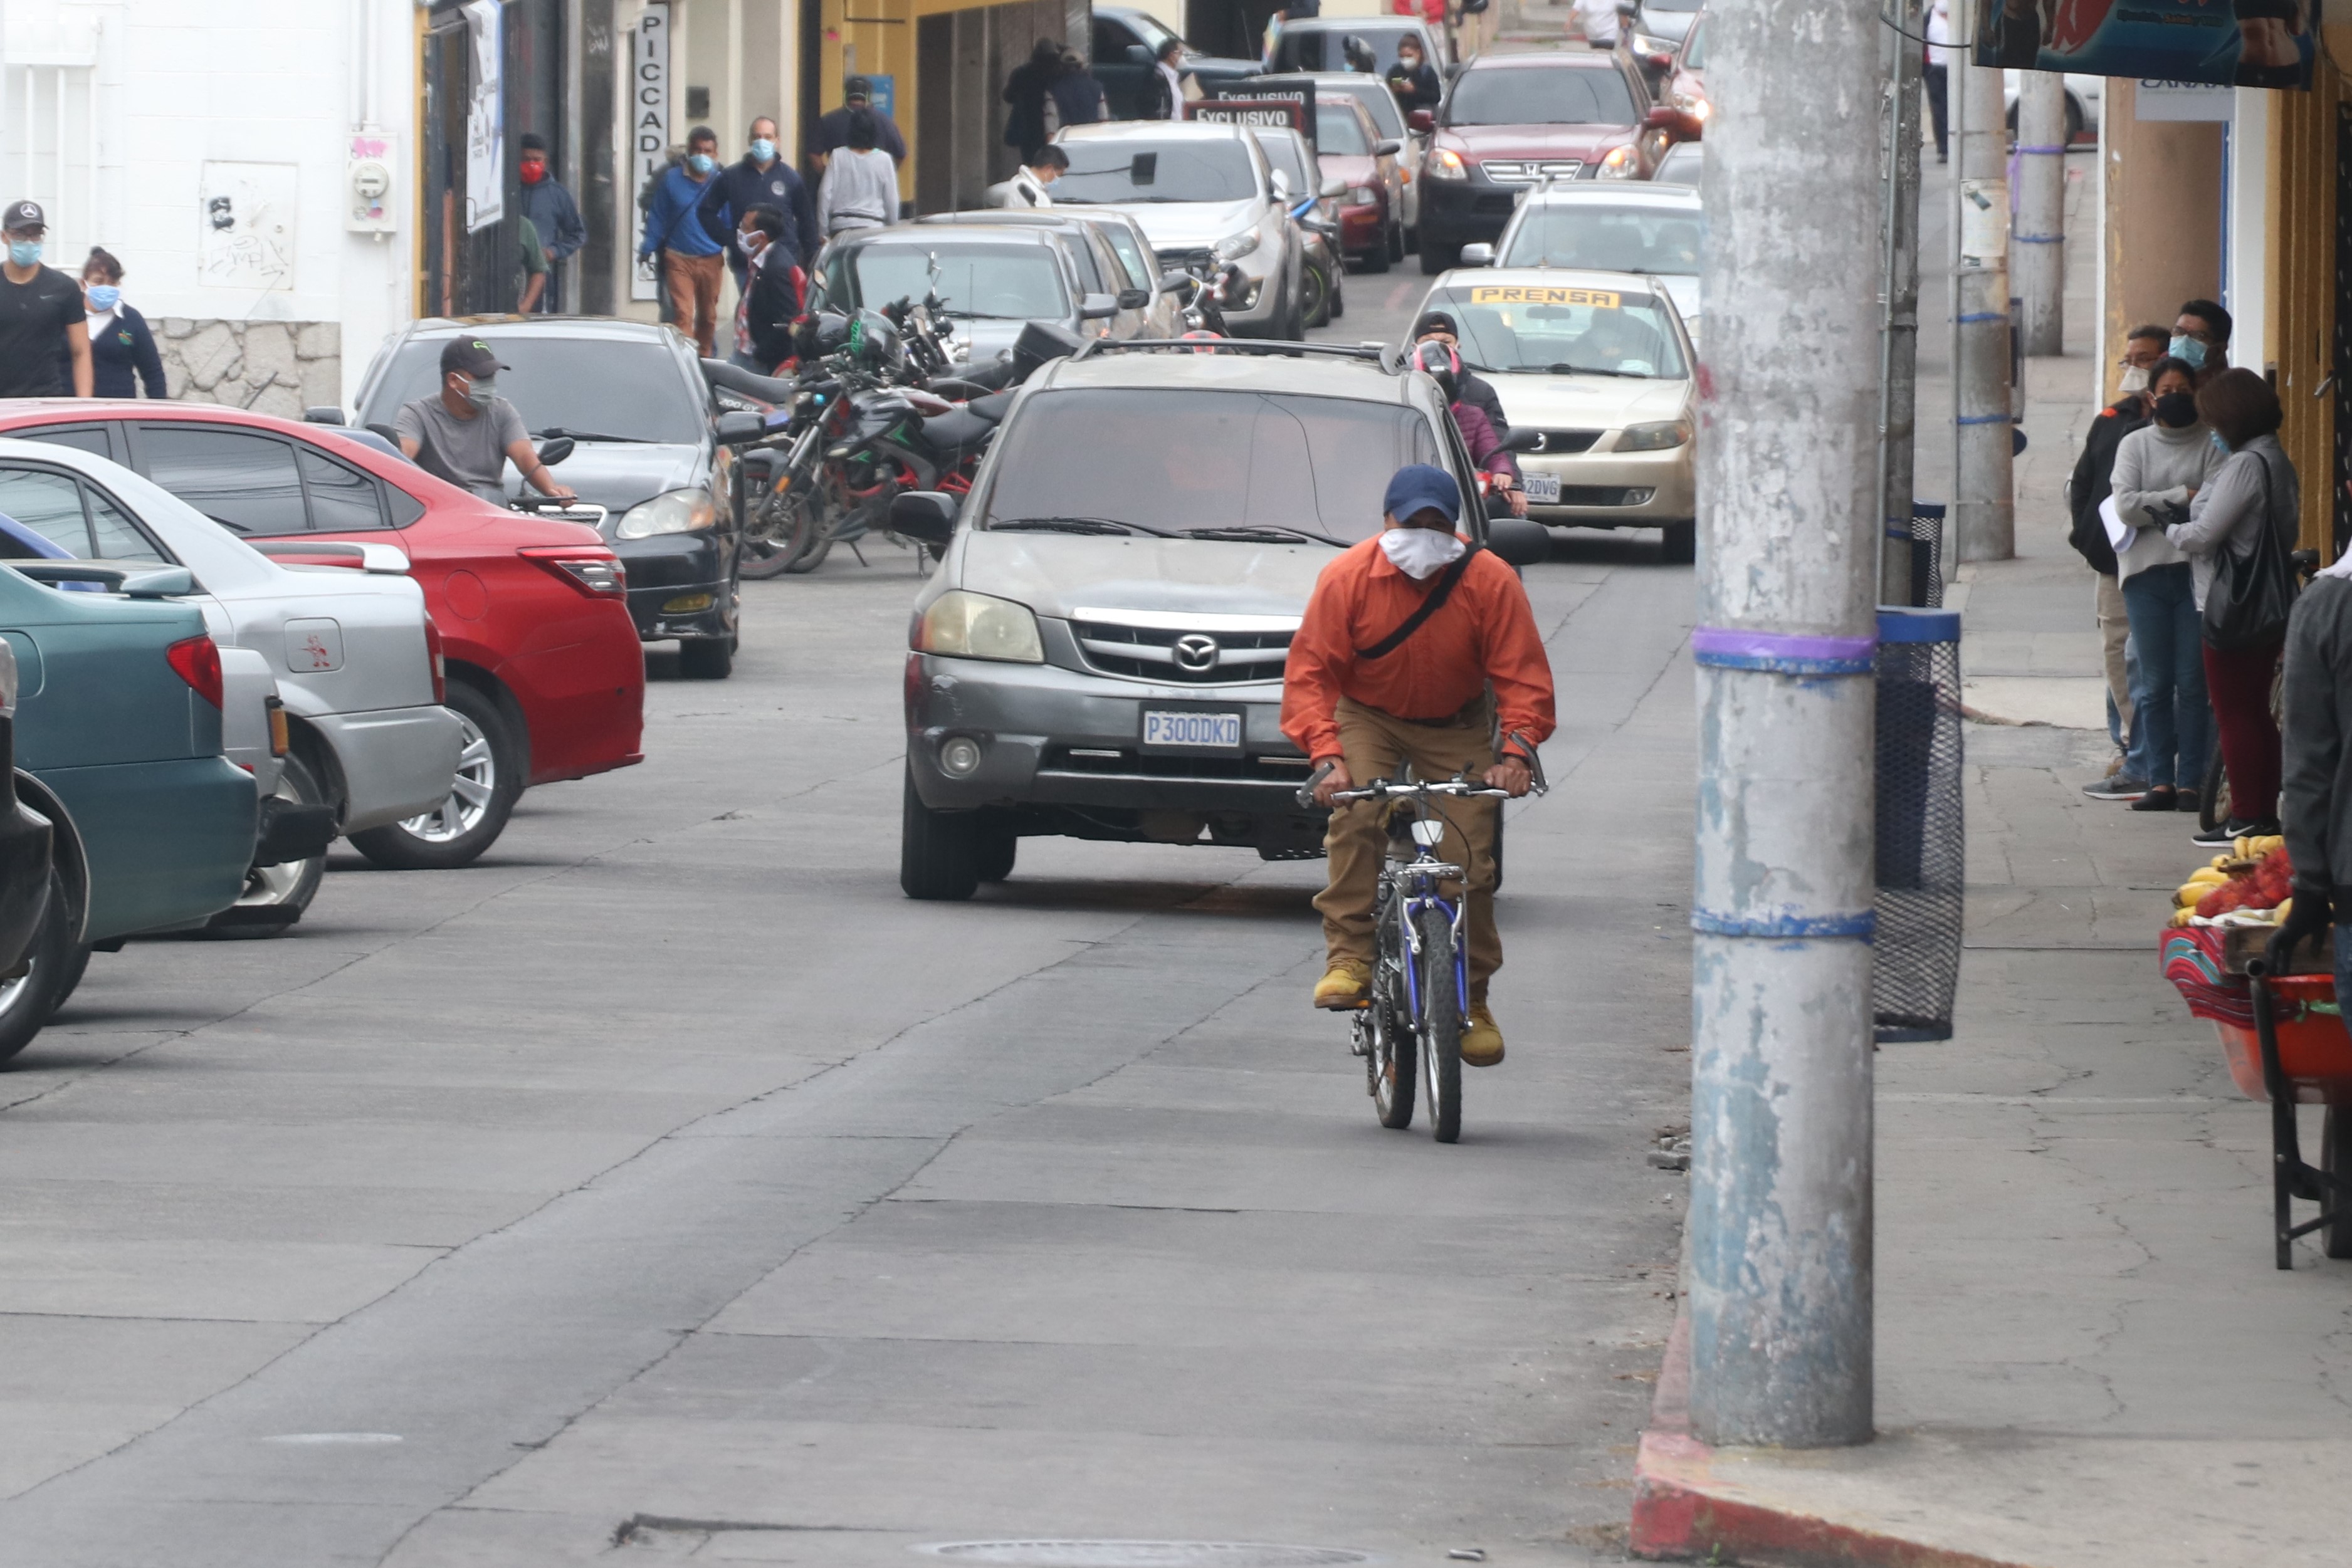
xmin=1379 ymin=525 xmax=1465 ymax=580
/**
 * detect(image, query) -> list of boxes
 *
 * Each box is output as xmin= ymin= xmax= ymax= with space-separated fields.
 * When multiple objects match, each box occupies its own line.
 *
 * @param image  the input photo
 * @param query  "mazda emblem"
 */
xmin=1172 ymin=634 xmax=1220 ymax=673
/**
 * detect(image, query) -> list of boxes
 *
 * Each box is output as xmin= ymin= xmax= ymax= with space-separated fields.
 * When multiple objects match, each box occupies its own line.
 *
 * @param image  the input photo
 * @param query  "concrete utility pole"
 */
xmin=1878 ymin=13 xmax=1925 ymax=607
xmin=2013 ymin=71 xmax=2066 ymax=355
xmin=1953 ymin=37 xmax=2015 ymax=561
xmin=1688 ymin=0 xmax=1881 ymax=1450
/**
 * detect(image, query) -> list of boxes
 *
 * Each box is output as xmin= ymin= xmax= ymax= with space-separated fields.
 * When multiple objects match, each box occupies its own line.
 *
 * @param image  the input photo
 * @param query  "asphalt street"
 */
xmin=0 ymin=275 xmax=1698 ymax=1567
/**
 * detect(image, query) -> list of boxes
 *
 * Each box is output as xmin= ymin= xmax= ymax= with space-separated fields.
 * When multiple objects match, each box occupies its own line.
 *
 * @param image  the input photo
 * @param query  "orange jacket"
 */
xmin=1281 ymin=538 xmax=1557 ymax=763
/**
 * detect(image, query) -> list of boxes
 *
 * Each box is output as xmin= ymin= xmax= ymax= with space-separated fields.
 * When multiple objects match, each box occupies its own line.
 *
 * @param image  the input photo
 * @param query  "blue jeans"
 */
xmin=2120 ymin=562 xmax=2212 ymax=790
xmin=2107 ymin=636 xmax=2155 ymax=783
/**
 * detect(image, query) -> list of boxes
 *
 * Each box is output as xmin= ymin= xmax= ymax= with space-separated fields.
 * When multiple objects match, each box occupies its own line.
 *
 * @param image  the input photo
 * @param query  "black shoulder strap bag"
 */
xmin=1356 ymin=546 xmax=1478 ymax=661
xmin=2203 ymin=451 xmax=2298 ymax=652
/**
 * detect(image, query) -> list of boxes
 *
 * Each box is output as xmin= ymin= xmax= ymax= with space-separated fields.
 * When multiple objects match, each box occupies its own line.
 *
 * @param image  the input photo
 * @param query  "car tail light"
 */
xmin=518 ymin=546 xmax=629 ymax=599
xmin=166 ymin=634 xmax=223 ymax=708
xmin=422 ymin=614 xmax=447 ymax=704
xmin=266 ymin=695 xmax=290 ymax=757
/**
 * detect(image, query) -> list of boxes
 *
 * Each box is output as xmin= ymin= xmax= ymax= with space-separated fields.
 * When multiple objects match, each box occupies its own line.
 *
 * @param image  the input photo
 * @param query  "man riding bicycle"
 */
xmin=1281 ymin=464 xmax=1556 ymax=1066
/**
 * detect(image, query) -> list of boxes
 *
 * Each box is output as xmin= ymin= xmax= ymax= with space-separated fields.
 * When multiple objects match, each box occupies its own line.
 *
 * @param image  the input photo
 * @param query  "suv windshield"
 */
xmin=1424 ymin=283 xmax=1688 ymax=379
xmin=1500 ymin=206 xmax=1704 ymax=274
xmin=1054 ymin=140 xmax=1259 ymax=204
xmin=853 ymin=241 xmax=1069 ymax=319
xmin=1315 ymin=103 xmax=1372 ymax=157
xmin=361 ymin=337 xmax=702 ymax=444
xmin=1446 ymin=66 xmax=1635 ymax=127
xmin=980 ymin=389 xmax=1446 ymax=542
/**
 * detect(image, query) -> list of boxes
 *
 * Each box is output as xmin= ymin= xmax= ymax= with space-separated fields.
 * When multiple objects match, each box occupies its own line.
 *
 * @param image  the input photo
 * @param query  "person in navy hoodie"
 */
xmin=76 ymin=248 xmax=166 ymax=398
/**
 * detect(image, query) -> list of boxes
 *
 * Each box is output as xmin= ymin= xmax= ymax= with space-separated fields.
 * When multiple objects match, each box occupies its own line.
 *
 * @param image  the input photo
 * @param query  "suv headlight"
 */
xmin=1597 ymin=145 xmax=1639 ymax=181
xmin=915 ymin=589 xmax=1044 ymax=664
xmin=616 ymin=488 xmax=717 ymax=538
xmin=1214 ymin=229 xmax=1261 ymax=262
xmin=1617 ymin=419 xmax=1692 ymax=452
xmin=1427 ymin=147 xmax=1468 ymax=180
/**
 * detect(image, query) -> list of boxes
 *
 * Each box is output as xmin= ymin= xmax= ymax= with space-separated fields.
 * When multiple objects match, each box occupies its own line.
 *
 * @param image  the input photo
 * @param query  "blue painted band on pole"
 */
xmin=2013 ymin=233 xmax=2063 ymax=244
xmin=2015 ymin=144 xmax=2066 ymax=155
xmin=1691 ymin=626 xmax=1876 ymax=676
xmin=1955 ymin=412 xmax=2009 ymax=425
xmin=1691 ymin=908 xmax=1878 ymax=939
xmin=1956 ymin=311 xmax=2006 ymax=323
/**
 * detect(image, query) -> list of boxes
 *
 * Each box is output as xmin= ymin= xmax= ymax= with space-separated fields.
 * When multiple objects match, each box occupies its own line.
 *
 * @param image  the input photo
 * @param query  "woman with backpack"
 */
xmin=2168 ymin=367 xmax=2302 ymax=845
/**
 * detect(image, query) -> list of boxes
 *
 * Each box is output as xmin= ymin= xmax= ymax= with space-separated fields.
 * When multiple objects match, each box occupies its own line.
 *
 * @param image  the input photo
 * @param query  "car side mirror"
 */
xmin=1079 ymin=293 xmax=1120 ymax=320
xmin=1457 ymin=242 xmax=1494 ymax=267
xmin=1643 ymin=105 xmax=1680 ymax=132
xmin=1269 ymin=169 xmax=1292 ymax=201
xmin=1126 ymin=43 xmax=1153 ymax=65
xmin=1116 ymin=287 xmax=1151 ymax=310
xmin=1498 ymin=423 xmax=1543 ymax=453
xmin=1484 ymin=516 xmax=1550 ymax=568
xmin=303 ymin=405 xmax=347 ymax=426
xmin=713 ymin=410 xmax=767 ymax=446
xmin=1158 ymin=269 xmax=1197 ymax=298
xmin=535 ymin=436 xmax=577 ymax=468
xmin=1375 ymin=138 xmax=1402 ymax=158
xmin=1318 ymin=174 xmax=1347 ymax=198
xmin=1408 ymin=108 xmax=1435 ymax=134
xmin=890 ymin=491 xmax=958 ymax=544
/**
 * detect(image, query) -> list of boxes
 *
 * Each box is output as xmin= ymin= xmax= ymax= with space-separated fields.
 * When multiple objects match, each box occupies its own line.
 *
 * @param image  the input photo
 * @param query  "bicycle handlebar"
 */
xmin=1293 ymin=759 xmax=1546 ymax=808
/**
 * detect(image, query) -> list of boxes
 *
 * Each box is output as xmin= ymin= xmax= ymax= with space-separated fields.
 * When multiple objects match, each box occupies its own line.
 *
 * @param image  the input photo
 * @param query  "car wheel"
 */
xmin=679 ymin=637 xmax=734 ymax=679
xmin=345 ymin=681 xmax=522 ymax=870
xmin=900 ymin=766 xmax=980 ymax=901
xmin=1419 ymin=240 xmax=1457 ymax=275
xmin=1330 ymin=277 xmax=1345 ymax=320
xmin=975 ymin=822 xmax=1017 ymax=884
xmin=1660 ymin=520 xmax=1696 ymax=565
xmin=1301 ymin=262 xmax=1331 ymax=330
xmin=1387 ymin=220 xmax=1405 ymax=264
xmin=0 ymin=870 xmax=76 ymax=1065
xmin=202 ymin=753 xmax=329 ymax=938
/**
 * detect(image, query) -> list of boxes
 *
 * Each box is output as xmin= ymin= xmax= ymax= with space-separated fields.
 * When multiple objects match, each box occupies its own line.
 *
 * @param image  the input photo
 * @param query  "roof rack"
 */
xmin=1071 ymin=338 xmax=1404 ymax=372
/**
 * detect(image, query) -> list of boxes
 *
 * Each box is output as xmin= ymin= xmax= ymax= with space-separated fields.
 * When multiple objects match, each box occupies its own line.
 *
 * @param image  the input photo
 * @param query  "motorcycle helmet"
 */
xmin=849 ymin=307 xmax=902 ymax=368
xmin=1410 ymin=339 xmax=1460 ymax=401
xmin=806 ymin=310 xmax=852 ymax=358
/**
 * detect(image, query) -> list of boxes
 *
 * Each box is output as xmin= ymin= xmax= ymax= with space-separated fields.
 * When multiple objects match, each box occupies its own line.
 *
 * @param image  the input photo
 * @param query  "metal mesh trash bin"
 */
xmin=1904 ymin=502 xmax=1945 ymax=608
xmin=1875 ymin=606 xmax=1963 ymax=1042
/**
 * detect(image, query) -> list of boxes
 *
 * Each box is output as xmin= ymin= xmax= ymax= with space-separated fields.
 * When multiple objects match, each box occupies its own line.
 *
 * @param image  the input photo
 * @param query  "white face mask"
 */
xmin=2118 ymin=365 xmax=2150 ymax=395
xmin=1379 ymin=525 xmax=1466 ymax=580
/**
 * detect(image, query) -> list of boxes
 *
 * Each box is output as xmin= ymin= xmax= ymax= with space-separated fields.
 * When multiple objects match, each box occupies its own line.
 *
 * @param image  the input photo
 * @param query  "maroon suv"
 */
xmin=1415 ymin=51 xmax=1693 ymax=273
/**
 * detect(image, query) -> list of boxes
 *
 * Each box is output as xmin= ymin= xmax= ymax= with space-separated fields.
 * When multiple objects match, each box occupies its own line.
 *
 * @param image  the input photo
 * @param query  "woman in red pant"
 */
xmin=2168 ymin=368 xmax=2301 ymax=847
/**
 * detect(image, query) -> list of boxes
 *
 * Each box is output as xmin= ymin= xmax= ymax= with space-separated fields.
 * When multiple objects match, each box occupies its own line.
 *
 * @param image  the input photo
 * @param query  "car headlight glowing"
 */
xmin=616 ymin=488 xmax=717 ymax=538
xmin=1617 ymin=419 xmax=1693 ymax=452
xmin=1214 ymin=229 xmax=1261 ymax=262
xmin=1597 ymin=145 xmax=1639 ymax=180
xmin=1347 ymin=186 xmax=1379 ymax=207
xmin=1427 ymin=147 xmax=1467 ymax=180
xmin=915 ymin=589 xmax=1044 ymax=664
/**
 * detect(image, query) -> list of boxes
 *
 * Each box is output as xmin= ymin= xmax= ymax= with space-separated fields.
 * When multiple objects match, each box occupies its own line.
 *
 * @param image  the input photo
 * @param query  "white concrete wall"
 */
xmin=2227 ymin=85 xmax=2270 ymax=375
xmin=0 ymin=0 xmax=417 ymax=411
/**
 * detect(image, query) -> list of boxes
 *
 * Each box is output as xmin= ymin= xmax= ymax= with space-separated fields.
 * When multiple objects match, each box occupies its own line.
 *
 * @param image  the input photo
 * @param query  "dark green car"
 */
xmin=0 ymin=563 xmax=258 ymax=1060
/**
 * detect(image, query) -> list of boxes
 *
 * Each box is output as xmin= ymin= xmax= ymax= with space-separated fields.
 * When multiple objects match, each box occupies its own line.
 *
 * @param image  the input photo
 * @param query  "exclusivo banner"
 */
xmin=1974 ymin=0 xmax=2321 ymax=90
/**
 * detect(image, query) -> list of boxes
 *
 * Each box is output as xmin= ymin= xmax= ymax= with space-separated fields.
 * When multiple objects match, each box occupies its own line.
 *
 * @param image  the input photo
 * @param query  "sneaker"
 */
xmin=2192 ymin=817 xmax=2280 ymax=848
xmin=1461 ymin=1005 xmax=1505 ymax=1067
xmin=2129 ymin=786 xmax=2178 ymax=813
xmin=1313 ymin=959 xmax=1372 ymax=1010
xmin=2083 ymin=775 xmax=2150 ymax=802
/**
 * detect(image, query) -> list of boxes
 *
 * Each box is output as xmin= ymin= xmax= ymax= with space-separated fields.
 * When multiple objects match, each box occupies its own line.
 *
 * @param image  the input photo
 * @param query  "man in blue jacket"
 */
xmin=638 ymin=125 xmax=727 ymax=357
xmin=517 ymin=133 xmax=586 ymax=313
xmin=698 ymin=117 xmax=820 ymax=298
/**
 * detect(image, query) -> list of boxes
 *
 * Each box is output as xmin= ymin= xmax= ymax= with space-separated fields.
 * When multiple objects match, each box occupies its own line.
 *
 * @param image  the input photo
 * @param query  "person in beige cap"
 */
xmin=0 ymin=200 xmax=90 ymax=397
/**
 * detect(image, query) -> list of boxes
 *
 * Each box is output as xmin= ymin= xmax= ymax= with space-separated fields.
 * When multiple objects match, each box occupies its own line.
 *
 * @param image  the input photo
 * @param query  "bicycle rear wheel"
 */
xmin=1370 ymin=899 xmax=1415 ymax=1130
xmin=1416 ymin=902 xmax=1462 ymax=1144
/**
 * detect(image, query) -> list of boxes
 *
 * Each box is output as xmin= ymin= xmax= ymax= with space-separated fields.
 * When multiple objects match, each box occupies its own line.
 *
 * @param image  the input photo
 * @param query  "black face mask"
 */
xmin=2154 ymin=392 xmax=2198 ymax=429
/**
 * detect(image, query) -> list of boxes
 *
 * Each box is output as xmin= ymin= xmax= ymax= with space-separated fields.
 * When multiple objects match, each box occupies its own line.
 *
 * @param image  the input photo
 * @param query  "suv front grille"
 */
xmin=1070 ymin=614 xmax=1296 ymax=684
xmin=1481 ymin=159 xmax=1582 ymax=184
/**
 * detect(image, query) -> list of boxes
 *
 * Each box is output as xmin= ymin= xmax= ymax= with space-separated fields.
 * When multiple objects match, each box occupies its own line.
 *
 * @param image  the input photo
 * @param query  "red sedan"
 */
xmin=0 ymin=402 xmax=645 ymax=867
xmin=1315 ymin=95 xmax=1405 ymax=273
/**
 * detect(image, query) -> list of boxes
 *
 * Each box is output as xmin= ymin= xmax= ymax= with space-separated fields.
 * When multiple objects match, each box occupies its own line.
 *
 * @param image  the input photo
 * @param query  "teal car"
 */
xmin=0 ymin=562 xmax=256 ymax=1061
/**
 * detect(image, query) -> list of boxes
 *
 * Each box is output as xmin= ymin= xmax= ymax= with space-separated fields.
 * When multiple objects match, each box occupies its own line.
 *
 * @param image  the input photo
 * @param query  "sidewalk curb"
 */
xmin=1628 ymin=1314 xmax=2033 ymax=1568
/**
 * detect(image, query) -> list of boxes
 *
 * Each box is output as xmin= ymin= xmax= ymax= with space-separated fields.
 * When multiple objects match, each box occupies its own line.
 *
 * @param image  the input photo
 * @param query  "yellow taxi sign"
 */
xmin=1466 ymin=285 xmax=1622 ymax=308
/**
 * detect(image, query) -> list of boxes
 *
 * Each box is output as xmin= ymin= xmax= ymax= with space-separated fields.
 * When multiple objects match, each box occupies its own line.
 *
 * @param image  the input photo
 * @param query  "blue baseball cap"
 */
xmin=1382 ymin=463 xmax=1460 ymax=525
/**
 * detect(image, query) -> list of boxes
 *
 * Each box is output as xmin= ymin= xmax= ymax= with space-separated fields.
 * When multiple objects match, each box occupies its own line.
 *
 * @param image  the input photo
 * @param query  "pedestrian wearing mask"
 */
xmin=71 ymin=247 xmax=165 ymax=399
xmin=392 ymin=337 xmax=575 ymax=507
xmin=1386 ymin=40 xmax=1442 ymax=113
xmin=818 ymin=110 xmax=900 ymax=238
xmin=1145 ymin=37 xmax=1193 ymax=120
xmin=698 ymin=118 xmax=817 ymax=302
xmin=1412 ymin=339 xmax=1525 ymax=518
xmin=2108 ymin=356 xmax=2225 ymax=815
xmin=2170 ymin=367 xmax=2300 ymax=845
xmin=2070 ymin=323 xmax=2169 ymax=797
xmin=515 ymin=133 xmax=586 ymax=313
xmin=2171 ymin=297 xmax=2231 ymax=385
xmin=639 ymin=126 xmax=728 ymax=357
xmin=1412 ymin=311 xmax=1509 ymax=442
xmin=730 ymin=206 xmax=802 ymax=373
xmin=0 ymin=200 xmax=90 ymax=398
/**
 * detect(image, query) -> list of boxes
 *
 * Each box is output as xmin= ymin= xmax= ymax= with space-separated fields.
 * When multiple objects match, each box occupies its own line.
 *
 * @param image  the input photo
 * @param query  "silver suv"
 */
xmin=888 ymin=344 xmax=1547 ymax=899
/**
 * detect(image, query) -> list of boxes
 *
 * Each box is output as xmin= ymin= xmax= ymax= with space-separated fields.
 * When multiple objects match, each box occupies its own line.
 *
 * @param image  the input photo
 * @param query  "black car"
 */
xmin=0 ymin=639 xmax=54 ymax=980
xmin=352 ymin=317 xmax=742 ymax=678
xmin=1090 ymin=5 xmax=1264 ymax=119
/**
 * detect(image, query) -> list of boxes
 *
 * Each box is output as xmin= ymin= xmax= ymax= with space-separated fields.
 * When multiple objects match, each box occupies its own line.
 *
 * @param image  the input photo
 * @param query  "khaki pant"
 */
xmin=664 ymin=248 xmax=726 ymax=358
xmin=2096 ymin=570 xmax=2135 ymax=743
xmin=1314 ymin=696 xmax=1502 ymax=1002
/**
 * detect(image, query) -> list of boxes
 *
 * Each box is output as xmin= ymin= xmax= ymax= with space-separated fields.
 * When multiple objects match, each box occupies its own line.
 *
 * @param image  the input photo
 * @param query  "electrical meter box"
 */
xmin=346 ymin=132 xmax=397 ymax=234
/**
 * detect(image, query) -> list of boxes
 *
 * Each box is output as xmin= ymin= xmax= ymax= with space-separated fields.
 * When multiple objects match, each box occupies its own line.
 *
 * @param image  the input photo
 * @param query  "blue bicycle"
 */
xmin=1307 ymin=771 xmax=1543 ymax=1143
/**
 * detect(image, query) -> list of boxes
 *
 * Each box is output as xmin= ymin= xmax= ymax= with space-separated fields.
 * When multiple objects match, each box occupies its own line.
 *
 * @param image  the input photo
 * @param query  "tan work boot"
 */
xmin=1313 ymin=959 xmax=1373 ymax=1010
xmin=1461 ymin=1005 xmax=1506 ymax=1067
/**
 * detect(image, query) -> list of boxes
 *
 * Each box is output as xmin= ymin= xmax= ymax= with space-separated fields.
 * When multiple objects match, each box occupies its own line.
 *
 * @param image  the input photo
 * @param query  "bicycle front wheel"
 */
xmin=1370 ymin=896 xmax=1416 ymax=1131
xmin=1415 ymin=902 xmax=1462 ymax=1144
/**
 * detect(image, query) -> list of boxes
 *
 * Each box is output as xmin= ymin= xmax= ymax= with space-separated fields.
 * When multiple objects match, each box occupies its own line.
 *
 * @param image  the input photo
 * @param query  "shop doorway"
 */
xmin=419 ymin=0 xmax=564 ymax=318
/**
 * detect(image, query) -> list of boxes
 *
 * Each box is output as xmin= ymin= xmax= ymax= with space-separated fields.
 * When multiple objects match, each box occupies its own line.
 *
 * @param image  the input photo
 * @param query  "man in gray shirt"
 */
xmin=393 ymin=337 xmax=573 ymax=505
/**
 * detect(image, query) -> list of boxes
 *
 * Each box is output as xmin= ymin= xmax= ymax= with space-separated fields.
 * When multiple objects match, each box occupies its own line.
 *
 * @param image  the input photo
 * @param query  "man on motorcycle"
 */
xmin=1282 ymin=464 xmax=1556 ymax=1067
xmin=393 ymin=338 xmax=575 ymax=506
xmin=1412 ymin=340 xmax=1526 ymax=518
